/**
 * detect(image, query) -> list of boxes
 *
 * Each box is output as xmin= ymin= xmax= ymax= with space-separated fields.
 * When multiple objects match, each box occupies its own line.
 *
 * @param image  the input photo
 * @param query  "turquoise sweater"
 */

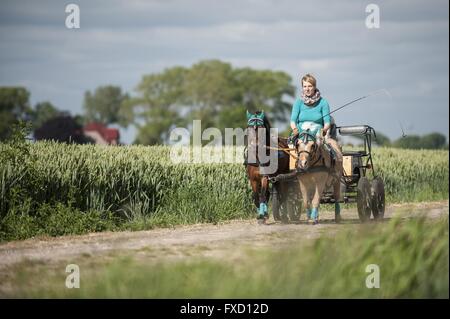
xmin=290 ymin=97 xmax=331 ymax=136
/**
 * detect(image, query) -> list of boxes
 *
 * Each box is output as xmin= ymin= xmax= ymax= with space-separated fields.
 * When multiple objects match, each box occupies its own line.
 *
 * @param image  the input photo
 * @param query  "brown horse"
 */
xmin=296 ymin=130 xmax=343 ymax=224
xmin=245 ymin=111 xmax=291 ymax=223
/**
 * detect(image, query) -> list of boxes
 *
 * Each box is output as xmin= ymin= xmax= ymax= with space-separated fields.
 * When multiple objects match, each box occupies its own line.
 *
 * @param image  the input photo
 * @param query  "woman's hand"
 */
xmin=316 ymin=135 xmax=323 ymax=148
xmin=323 ymin=123 xmax=330 ymax=136
xmin=290 ymin=121 xmax=297 ymax=131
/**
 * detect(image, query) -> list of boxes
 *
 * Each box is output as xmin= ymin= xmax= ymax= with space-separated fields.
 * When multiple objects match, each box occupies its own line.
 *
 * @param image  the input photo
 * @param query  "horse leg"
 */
xmin=253 ymin=191 xmax=260 ymax=210
xmin=333 ymin=178 xmax=342 ymax=223
xmin=310 ymin=197 xmax=320 ymax=225
xmin=276 ymin=181 xmax=290 ymax=222
xmin=250 ymin=178 xmax=261 ymax=217
xmin=259 ymin=176 xmax=269 ymax=219
xmin=298 ymin=178 xmax=311 ymax=221
xmin=327 ymin=138 xmax=343 ymax=223
xmin=311 ymin=174 xmax=327 ymax=225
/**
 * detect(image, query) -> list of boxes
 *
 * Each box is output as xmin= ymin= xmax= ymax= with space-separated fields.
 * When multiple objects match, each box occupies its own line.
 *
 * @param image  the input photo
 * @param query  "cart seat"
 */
xmin=338 ymin=125 xmax=371 ymax=135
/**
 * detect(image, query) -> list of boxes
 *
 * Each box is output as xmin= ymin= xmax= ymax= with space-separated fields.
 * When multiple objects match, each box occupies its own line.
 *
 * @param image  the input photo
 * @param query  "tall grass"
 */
xmin=7 ymin=216 xmax=448 ymax=298
xmin=372 ymin=147 xmax=449 ymax=202
xmin=0 ymin=142 xmax=448 ymax=241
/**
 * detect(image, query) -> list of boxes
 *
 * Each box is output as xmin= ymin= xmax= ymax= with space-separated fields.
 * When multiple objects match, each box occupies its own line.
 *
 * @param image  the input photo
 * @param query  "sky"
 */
xmin=0 ymin=0 xmax=448 ymax=144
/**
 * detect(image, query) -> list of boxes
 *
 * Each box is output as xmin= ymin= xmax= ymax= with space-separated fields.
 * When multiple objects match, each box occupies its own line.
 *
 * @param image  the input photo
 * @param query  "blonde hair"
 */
xmin=301 ymin=74 xmax=317 ymax=88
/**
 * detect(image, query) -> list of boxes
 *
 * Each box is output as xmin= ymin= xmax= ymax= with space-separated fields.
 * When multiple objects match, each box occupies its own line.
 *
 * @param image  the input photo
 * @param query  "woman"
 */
xmin=290 ymin=73 xmax=343 ymax=223
xmin=290 ymin=73 xmax=331 ymax=141
xmin=290 ymin=74 xmax=341 ymax=149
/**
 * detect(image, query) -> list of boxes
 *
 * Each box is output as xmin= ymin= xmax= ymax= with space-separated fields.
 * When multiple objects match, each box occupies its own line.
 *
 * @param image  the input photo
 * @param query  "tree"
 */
xmin=0 ymin=87 xmax=32 ymax=141
xmin=393 ymin=135 xmax=421 ymax=149
xmin=83 ymin=85 xmax=131 ymax=127
xmin=393 ymin=132 xmax=447 ymax=149
xmin=420 ymin=132 xmax=447 ymax=149
xmin=129 ymin=66 xmax=188 ymax=145
xmin=232 ymin=67 xmax=294 ymax=123
xmin=134 ymin=107 xmax=181 ymax=145
xmin=30 ymin=101 xmax=60 ymax=129
xmin=130 ymin=60 xmax=295 ymax=145
xmin=184 ymin=60 xmax=237 ymax=130
xmin=34 ymin=114 xmax=93 ymax=144
xmin=373 ymin=132 xmax=391 ymax=146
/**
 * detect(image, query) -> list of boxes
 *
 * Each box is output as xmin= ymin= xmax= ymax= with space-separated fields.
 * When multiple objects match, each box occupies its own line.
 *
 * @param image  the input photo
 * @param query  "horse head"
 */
xmin=297 ymin=130 xmax=321 ymax=171
xmin=245 ymin=110 xmax=279 ymax=169
xmin=246 ymin=110 xmax=270 ymax=147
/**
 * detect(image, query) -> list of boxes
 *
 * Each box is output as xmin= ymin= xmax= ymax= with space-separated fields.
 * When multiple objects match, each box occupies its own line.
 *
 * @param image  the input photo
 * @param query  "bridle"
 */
xmin=297 ymin=131 xmax=324 ymax=169
xmin=245 ymin=115 xmax=269 ymax=167
xmin=245 ymin=112 xmax=298 ymax=163
xmin=247 ymin=117 xmax=265 ymax=129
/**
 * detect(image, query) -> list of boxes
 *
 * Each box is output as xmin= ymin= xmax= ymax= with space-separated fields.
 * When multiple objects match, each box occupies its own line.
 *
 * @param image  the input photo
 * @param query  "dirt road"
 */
xmin=0 ymin=201 xmax=447 ymax=272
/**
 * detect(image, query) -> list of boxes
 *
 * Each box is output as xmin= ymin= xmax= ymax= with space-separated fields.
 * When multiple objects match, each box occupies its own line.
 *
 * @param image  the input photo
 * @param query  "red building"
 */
xmin=83 ymin=122 xmax=120 ymax=145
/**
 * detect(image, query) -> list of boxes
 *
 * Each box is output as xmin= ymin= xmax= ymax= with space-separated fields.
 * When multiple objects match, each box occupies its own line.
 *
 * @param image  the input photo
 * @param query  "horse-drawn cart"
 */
xmin=269 ymin=125 xmax=385 ymax=223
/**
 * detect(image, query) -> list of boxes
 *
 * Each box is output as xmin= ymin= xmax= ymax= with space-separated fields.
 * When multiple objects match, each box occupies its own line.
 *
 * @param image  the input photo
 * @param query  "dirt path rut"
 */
xmin=0 ymin=201 xmax=447 ymax=270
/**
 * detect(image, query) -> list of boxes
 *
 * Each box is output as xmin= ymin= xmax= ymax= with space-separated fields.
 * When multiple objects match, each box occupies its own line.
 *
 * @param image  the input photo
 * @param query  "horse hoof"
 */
xmin=257 ymin=215 xmax=267 ymax=225
xmin=335 ymin=215 xmax=342 ymax=224
xmin=258 ymin=218 xmax=268 ymax=225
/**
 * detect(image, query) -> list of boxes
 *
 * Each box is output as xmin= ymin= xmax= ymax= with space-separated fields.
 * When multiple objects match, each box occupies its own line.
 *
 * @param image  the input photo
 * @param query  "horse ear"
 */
xmin=259 ymin=110 xmax=265 ymax=119
xmin=246 ymin=110 xmax=251 ymax=120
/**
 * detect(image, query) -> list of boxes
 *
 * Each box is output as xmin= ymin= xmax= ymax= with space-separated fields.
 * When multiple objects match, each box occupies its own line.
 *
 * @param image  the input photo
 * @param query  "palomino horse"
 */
xmin=245 ymin=111 xmax=290 ymax=223
xmin=296 ymin=130 xmax=343 ymax=224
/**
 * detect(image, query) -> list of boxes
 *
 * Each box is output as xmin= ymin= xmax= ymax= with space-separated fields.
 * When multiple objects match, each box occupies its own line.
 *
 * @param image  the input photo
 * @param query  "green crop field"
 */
xmin=0 ymin=141 xmax=448 ymax=241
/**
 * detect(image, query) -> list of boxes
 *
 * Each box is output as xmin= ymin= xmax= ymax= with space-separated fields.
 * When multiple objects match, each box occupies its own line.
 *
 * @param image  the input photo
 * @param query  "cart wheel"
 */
xmin=271 ymin=184 xmax=281 ymax=221
xmin=357 ymin=177 xmax=372 ymax=222
xmin=287 ymin=182 xmax=301 ymax=221
xmin=288 ymin=196 xmax=302 ymax=222
xmin=339 ymin=181 xmax=346 ymax=202
xmin=371 ymin=177 xmax=385 ymax=220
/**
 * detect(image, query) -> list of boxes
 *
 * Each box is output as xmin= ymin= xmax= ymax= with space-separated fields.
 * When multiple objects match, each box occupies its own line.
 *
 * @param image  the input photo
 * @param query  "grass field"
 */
xmin=3 ymin=214 xmax=448 ymax=298
xmin=0 ymin=141 xmax=448 ymax=241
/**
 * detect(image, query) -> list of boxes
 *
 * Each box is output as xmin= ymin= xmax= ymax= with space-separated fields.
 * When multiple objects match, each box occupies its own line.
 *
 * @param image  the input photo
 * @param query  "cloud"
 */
xmin=0 ymin=0 xmax=448 ymax=143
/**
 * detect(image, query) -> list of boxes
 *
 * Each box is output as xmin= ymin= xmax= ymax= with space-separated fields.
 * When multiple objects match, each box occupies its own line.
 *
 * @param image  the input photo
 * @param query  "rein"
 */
xmin=298 ymin=134 xmax=326 ymax=169
xmin=246 ymin=116 xmax=270 ymax=166
xmin=246 ymin=113 xmax=296 ymax=162
xmin=263 ymin=145 xmax=298 ymax=160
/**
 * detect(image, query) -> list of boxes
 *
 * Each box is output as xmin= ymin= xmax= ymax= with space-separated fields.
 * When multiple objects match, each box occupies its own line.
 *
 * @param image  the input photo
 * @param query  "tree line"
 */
xmin=0 ymin=59 xmax=447 ymax=149
xmin=348 ymin=131 xmax=448 ymax=149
